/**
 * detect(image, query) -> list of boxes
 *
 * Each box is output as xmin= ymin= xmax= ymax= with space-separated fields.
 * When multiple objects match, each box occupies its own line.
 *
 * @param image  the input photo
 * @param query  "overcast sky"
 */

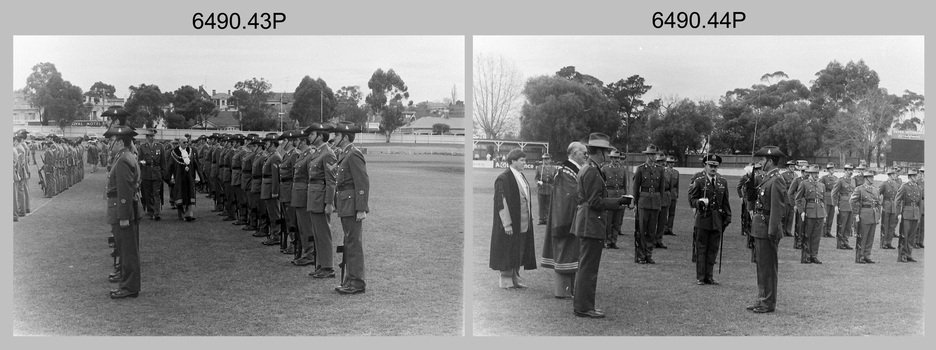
xmin=13 ymin=36 xmax=464 ymax=103
xmin=475 ymin=36 xmax=924 ymax=102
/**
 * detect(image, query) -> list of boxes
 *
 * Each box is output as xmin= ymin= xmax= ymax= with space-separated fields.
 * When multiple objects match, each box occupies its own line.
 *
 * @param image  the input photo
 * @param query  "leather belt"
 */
xmin=640 ymin=187 xmax=656 ymax=192
xmin=806 ymin=199 xmax=821 ymax=203
xmin=861 ymin=204 xmax=874 ymax=208
xmin=336 ymin=185 xmax=354 ymax=191
xmin=906 ymin=202 xmax=919 ymax=207
xmin=280 ymin=177 xmax=293 ymax=182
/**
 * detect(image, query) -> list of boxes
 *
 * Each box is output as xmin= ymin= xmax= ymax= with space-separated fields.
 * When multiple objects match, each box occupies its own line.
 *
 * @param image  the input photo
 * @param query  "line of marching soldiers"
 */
xmin=737 ymin=161 xmax=925 ymax=264
xmin=14 ymin=129 xmax=92 ymax=221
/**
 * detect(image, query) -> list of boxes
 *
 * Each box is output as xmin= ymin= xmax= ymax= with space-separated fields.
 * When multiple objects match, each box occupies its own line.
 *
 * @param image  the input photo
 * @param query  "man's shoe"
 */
xmin=655 ymin=243 xmax=668 ymax=249
xmin=704 ymin=278 xmax=719 ymax=285
xmin=573 ymin=309 xmax=605 ymax=318
xmin=154 ymin=216 xmax=161 ymax=221
xmin=863 ymin=258 xmax=876 ymax=264
xmin=810 ymin=257 xmax=823 ymax=264
xmin=898 ymin=258 xmax=909 ymax=263
xmin=108 ymin=274 xmax=121 ymax=283
xmin=906 ymin=257 xmax=918 ymax=262
xmin=281 ymin=247 xmax=295 ymax=254
xmin=664 ymin=231 xmax=676 ymax=236
xmin=292 ymin=258 xmax=314 ymax=266
xmin=605 ymin=243 xmax=619 ymax=249
xmin=233 ymin=221 xmax=246 ymax=225
xmin=751 ymin=306 xmax=775 ymax=314
xmin=696 ymin=280 xmax=706 ymax=285
xmin=262 ymin=238 xmax=280 ymax=246
xmin=636 ymin=259 xmax=646 ymax=264
xmin=336 ymin=286 xmax=365 ymax=295
xmin=222 ymin=217 xmax=235 ymax=221
xmin=856 ymin=259 xmax=866 ymax=264
xmin=252 ymin=231 xmax=267 ymax=237
xmin=745 ymin=304 xmax=762 ymax=311
xmin=242 ymin=226 xmax=257 ymax=231
xmin=885 ymin=245 xmax=896 ymax=249
xmin=801 ymin=259 xmax=811 ymax=264
xmin=645 ymin=258 xmax=656 ymax=264
xmin=109 ymin=289 xmax=139 ymax=299
xmin=310 ymin=269 xmax=336 ymax=278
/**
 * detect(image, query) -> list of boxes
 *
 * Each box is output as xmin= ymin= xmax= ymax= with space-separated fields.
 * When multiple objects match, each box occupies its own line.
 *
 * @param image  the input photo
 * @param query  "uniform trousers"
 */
xmin=836 ymin=210 xmax=854 ymax=247
xmin=250 ymin=191 xmax=265 ymax=230
xmin=782 ymin=207 xmax=794 ymax=236
xmin=538 ymin=194 xmax=551 ymax=223
xmin=753 ymin=236 xmax=778 ymax=310
xmin=15 ymin=181 xmax=28 ymax=216
xmin=43 ymin=170 xmax=55 ymax=197
xmin=311 ymin=212 xmax=334 ymax=269
xmin=281 ymin=201 xmax=297 ymax=233
xmin=573 ymin=237 xmax=603 ymax=312
xmin=914 ymin=215 xmax=924 ymax=247
xmin=656 ymin=204 xmax=669 ymax=244
xmin=295 ymin=208 xmax=315 ymax=260
xmin=666 ymin=198 xmax=677 ymax=233
xmin=340 ymin=216 xmax=366 ymax=289
xmin=898 ymin=219 xmax=919 ymax=260
xmin=112 ymin=221 xmax=141 ymax=293
xmin=236 ymin=187 xmax=248 ymax=221
xmin=855 ymin=222 xmax=877 ymax=262
xmin=264 ymin=198 xmax=281 ymax=237
xmin=140 ymin=179 xmax=161 ymax=217
xmin=881 ymin=212 xmax=897 ymax=247
xmin=801 ymin=218 xmax=823 ymax=261
xmin=224 ymin=183 xmax=237 ymax=218
xmin=695 ymin=228 xmax=720 ymax=280
xmin=605 ymin=210 xmax=622 ymax=246
xmin=635 ymin=208 xmax=659 ymax=261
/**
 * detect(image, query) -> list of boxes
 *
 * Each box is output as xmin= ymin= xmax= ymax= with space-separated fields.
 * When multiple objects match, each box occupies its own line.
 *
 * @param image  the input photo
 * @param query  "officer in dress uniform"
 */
xmin=879 ymin=168 xmax=900 ymax=249
xmin=276 ymin=130 xmax=303 ymax=254
xmin=831 ymin=163 xmax=856 ymax=249
xmin=895 ymin=169 xmax=922 ymax=262
xmin=333 ymin=121 xmax=370 ymax=295
xmin=688 ymin=154 xmax=731 ymax=285
xmin=633 ymin=145 xmax=664 ymax=264
xmin=794 ymin=164 xmax=826 ymax=264
xmin=746 ymin=145 xmax=787 ymax=314
xmin=664 ymin=156 xmax=679 ymax=236
xmin=260 ymin=133 xmax=284 ymax=246
xmin=305 ymin=124 xmax=338 ymax=278
xmin=137 ymin=129 xmax=164 ymax=220
xmin=105 ymin=125 xmax=143 ymax=299
xmin=534 ymin=154 xmax=558 ymax=225
xmin=850 ymin=170 xmax=882 ymax=264
xmin=655 ymin=152 xmax=672 ymax=249
xmin=819 ymin=163 xmax=838 ymax=238
xmin=600 ymin=151 xmax=628 ymax=249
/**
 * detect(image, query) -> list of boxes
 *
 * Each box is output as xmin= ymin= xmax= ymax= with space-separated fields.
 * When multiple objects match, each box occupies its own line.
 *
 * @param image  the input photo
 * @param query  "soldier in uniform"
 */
xmin=260 ymin=133 xmax=284 ymax=246
xmin=895 ymin=169 xmax=922 ymax=262
xmin=819 ymin=163 xmax=838 ymax=238
xmin=137 ymin=129 xmax=164 ymax=220
xmin=688 ymin=154 xmax=731 ymax=285
xmin=850 ymin=170 xmax=882 ymax=264
xmin=534 ymin=154 xmax=557 ymax=225
xmin=229 ymin=135 xmax=248 ymax=224
xmin=13 ymin=130 xmax=30 ymax=217
xmin=664 ymin=156 xmax=679 ymax=236
xmin=633 ymin=145 xmax=664 ymax=264
xmin=276 ymin=131 xmax=303 ymax=254
xmin=879 ymin=168 xmax=900 ymax=249
xmin=305 ymin=124 xmax=338 ymax=278
xmin=852 ymin=164 xmax=866 ymax=187
xmin=105 ymin=124 xmax=143 ymax=299
xmin=541 ymin=141 xmax=587 ymax=298
xmin=794 ymin=164 xmax=826 ymax=264
xmin=655 ymin=152 xmax=672 ymax=249
xmin=290 ymin=130 xmax=317 ymax=266
xmin=831 ymin=163 xmax=856 ymax=249
xmin=600 ymin=151 xmax=628 ymax=249
xmin=239 ymin=134 xmax=260 ymax=232
xmin=42 ymin=136 xmax=57 ymax=198
xmin=333 ymin=122 xmax=371 ymax=294
xmin=746 ymin=145 xmax=787 ymax=314
xmin=250 ymin=135 xmax=271 ymax=238
xmin=571 ymin=133 xmax=631 ymax=318
xmin=788 ymin=161 xmax=809 ymax=249
xmin=913 ymin=167 xmax=924 ymax=249
xmin=87 ymin=139 xmax=100 ymax=173
xmin=687 ymin=158 xmax=708 ymax=263
xmin=779 ymin=160 xmax=798 ymax=237
xmin=218 ymin=136 xmax=235 ymax=220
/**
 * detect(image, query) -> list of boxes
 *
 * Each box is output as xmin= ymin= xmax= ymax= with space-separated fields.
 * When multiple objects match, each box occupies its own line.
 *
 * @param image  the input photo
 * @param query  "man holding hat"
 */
xmin=879 ymin=168 xmax=900 ymax=249
xmin=895 ymin=169 xmax=922 ymax=262
xmin=541 ymin=141 xmax=587 ymax=298
xmin=664 ymin=156 xmax=680 ymax=237
xmin=688 ymin=154 xmax=731 ymax=285
xmin=746 ymin=145 xmax=788 ymax=313
xmin=795 ymin=164 xmax=827 ymax=264
xmin=831 ymin=163 xmax=857 ymax=249
xmin=571 ymin=133 xmax=631 ymax=318
xmin=333 ymin=121 xmax=370 ymax=294
xmin=105 ymin=124 xmax=143 ymax=299
xmin=819 ymin=163 xmax=839 ymax=238
xmin=601 ymin=150 xmax=628 ymax=249
xmin=305 ymin=124 xmax=338 ymax=278
xmin=138 ymin=129 xmax=164 ymax=220
xmin=534 ymin=153 xmax=558 ymax=225
xmin=850 ymin=170 xmax=882 ymax=263
xmin=632 ymin=144 xmax=664 ymax=264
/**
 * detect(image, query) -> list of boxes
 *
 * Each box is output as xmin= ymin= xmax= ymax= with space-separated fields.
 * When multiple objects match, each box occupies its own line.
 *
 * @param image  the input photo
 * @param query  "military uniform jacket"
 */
xmin=534 ymin=163 xmax=558 ymax=195
xmin=751 ymin=168 xmax=788 ymax=240
xmin=250 ymin=150 xmax=267 ymax=193
xmin=831 ymin=175 xmax=856 ymax=211
xmin=850 ymin=183 xmax=882 ymax=224
xmin=210 ymin=145 xmax=221 ymax=179
xmin=571 ymin=159 xmax=624 ymax=239
xmin=879 ymin=179 xmax=899 ymax=214
xmin=632 ymin=162 xmax=664 ymax=210
xmin=137 ymin=142 xmax=164 ymax=181
xmin=819 ymin=173 xmax=838 ymax=205
xmin=230 ymin=148 xmax=246 ymax=186
xmin=335 ymin=143 xmax=369 ymax=217
xmin=290 ymin=147 xmax=315 ymax=208
xmin=787 ymin=175 xmax=807 ymax=209
xmin=220 ymin=147 xmax=233 ymax=183
xmin=278 ymin=148 xmax=299 ymax=203
xmin=895 ymin=181 xmax=923 ymax=220
xmin=240 ymin=150 xmax=256 ymax=190
xmin=667 ymin=167 xmax=680 ymax=201
xmin=794 ymin=178 xmax=826 ymax=218
xmin=106 ymin=148 xmax=143 ymax=224
xmin=600 ymin=162 xmax=628 ymax=198
xmin=306 ymin=143 xmax=337 ymax=213
xmin=659 ymin=164 xmax=673 ymax=206
xmin=688 ymin=173 xmax=731 ymax=231
xmin=260 ymin=150 xmax=281 ymax=200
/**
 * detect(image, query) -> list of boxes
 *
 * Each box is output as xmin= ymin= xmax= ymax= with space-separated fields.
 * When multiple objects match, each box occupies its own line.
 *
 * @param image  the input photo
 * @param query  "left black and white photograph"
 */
xmin=12 ymin=35 xmax=466 ymax=336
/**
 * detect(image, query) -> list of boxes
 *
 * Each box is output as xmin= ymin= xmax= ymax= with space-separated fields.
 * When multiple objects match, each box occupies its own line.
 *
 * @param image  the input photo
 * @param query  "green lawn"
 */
xmin=13 ymin=153 xmax=463 ymax=336
xmin=471 ymin=167 xmax=924 ymax=336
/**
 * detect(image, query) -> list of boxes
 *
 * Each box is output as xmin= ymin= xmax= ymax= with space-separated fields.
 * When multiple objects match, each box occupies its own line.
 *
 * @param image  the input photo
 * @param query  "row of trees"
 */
xmin=475 ymin=55 xmax=924 ymax=165
xmin=21 ymin=63 xmax=425 ymax=142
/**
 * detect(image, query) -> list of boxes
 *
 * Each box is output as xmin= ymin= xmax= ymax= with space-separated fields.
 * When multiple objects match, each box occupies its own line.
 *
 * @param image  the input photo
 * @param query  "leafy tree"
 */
xmin=23 ymin=62 xmax=83 ymax=126
xmin=240 ymin=108 xmax=278 ymax=131
xmin=125 ymin=84 xmax=168 ymax=128
xmin=432 ymin=123 xmax=451 ymax=135
xmin=826 ymin=88 xmax=903 ymax=165
xmin=85 ymin=81 xmax=117 ymax=104
xmin=163 ymin=111 xmax=190 ymax=129
xmin=604 ymin=75 xmax=653 ymax=153
xmin=647 ymin=98 xmax=717 ymax=160
xmin=810 ymin=60 xmax=880 ymax=113
xmin=230 ymin=78 xmax=275 ymax=130
xmin=290 ymin=76 xmax=337 ymax=126
xmin=473 ymin=53 xmax=524 ymax=139
xmin=519 ymin=75 xmax=619 ymax=160
xmin=894 ymin=90 xmax=925 ymax=131
xmin=712 ymin=79 xmax=812 ymax=154
xmin=759 ymin=71 xmax=789 ymax=85
xmin=555 ymin=66 xmax=604 ymax=87
xmin=168 ymin=85 xmax=218 ymax=128
xmin=365 ymin=68 xmax=410 ymax=142
xmin=336 ymin=85 xmax=370 ymax=125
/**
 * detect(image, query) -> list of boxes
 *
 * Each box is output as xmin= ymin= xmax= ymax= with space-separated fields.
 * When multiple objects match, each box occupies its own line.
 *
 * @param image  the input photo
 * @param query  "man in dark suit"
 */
xmin=333 ymin=122 xmax=370 ymax=295
xmin=534 ymin=154 xmax=557 ymax=225
xmin=491 ymin=148 xmax=536 ymax=289
xmin=106 ymin=125 xmax=143 ymax=299
xmin=746 ymin=145 xmax=787 ymax=314
xmin=688 ymin=154 xmax=731 ymax=285
xmin=571 ymin=133 xmax=631 ymax=318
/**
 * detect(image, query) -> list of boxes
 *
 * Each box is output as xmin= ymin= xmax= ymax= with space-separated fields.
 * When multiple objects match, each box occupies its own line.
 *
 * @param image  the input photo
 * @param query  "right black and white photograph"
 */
xmin=470 ymin=36 xmax=924 ymax=336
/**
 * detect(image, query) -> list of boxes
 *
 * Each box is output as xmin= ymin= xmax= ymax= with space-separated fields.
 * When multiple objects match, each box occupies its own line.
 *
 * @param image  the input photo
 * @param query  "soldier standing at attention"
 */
xmin=240 ymin=134 xmax=260 ymax=232
xmin=895 ymin=169 xmax=922 ymax=263
xmin=664 ymin=156 xmax=679 ymax=236
xmin=746 ymin=146 xmax=787 ymax=314
xmin=779 ymin=160 xmax=798 ymax=237
xmin=819 ymin=163 xmax=838 ymax=238
xmin=137 ymin=129 xmax=164 ymax=221
xmin=794 ymin=164 xmax=826 ymax=264
xmin=276 ymin=131 xmax=302 ymax=255
xmin=831 ymin=163 xmax=856 ymax=250
xmin=333 ymin=121 xmax=370 ymax=295
xmin=600 ymin=151 xmax=628 ymax=249
xmin=879 ymin=168 xmax=900 ymax=250
xmin=305 ymin=124 xmax=338 ymax=278
xmin=688 ymin=154 xmax=730 ymax=285
xmin=534 ymin=154 xmax=557 ymax=225
xmin=633 ymin=145 xmax=664 ymax=264
xmin=850 ymin=170 xmax=882 ymax=264
xmin=290 ymin=129 xmax=317 ymax=266
xmin=105 ymin=125 xmax=143 ymax=299
xmin=229 ymin=135 xmax=248 ymax=225
xmin=13 ymin=130 xmax=30 ymax=217
xmin=788 ymin=161 xmax=809 ymax=249
xmin=260 ymin=133 xmax=284 ymax=246
xmin=913 ymin=167 xmax=924 ymax=249
xmin=655 ymin=152 xmax=671 ymax=249
xmin=250 ymin=135 xmax=271 ymax=238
